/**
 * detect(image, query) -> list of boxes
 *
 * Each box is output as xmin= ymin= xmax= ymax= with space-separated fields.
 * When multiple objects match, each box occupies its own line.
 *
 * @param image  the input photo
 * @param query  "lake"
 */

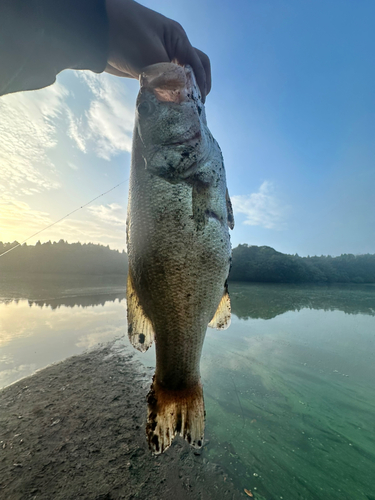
xmin=1 ymin=273 xmax=374 ymax=500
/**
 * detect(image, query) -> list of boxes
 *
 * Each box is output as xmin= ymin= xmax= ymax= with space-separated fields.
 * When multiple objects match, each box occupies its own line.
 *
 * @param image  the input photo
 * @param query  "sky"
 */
xmin=1 ymin=0 xmax=374 ymax=257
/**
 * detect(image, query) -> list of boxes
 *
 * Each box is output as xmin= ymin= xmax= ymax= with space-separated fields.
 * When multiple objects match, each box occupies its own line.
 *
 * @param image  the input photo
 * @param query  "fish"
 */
xmin=126 ymin=62 xmax=234 ymax=454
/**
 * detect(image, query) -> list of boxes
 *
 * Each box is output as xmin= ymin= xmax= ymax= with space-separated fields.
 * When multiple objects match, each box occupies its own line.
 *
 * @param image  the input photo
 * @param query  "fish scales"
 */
xmin=126 ymin=63 xmax=234 ymax=453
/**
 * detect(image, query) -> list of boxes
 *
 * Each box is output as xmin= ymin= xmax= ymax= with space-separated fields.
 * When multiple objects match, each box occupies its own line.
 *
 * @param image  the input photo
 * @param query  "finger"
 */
xmin=142 ymin=46 xmax=170 ymax=69
xmin=105 ymin=63 xmax=135 ymax=78
xmin=175 ymin=40 xmax=207 ymax=102
xmin=164 ymin=22 xmax=207 ymax=102
xmin=194 ymin=48 xmax=211 ymax=96
xmin=185 ymin=46 xmax=207 ymax=102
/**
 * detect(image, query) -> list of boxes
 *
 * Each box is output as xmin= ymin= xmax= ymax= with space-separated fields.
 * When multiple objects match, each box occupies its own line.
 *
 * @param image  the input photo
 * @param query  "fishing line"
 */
xmin=0 ymin=179 xmax=128 ymax=259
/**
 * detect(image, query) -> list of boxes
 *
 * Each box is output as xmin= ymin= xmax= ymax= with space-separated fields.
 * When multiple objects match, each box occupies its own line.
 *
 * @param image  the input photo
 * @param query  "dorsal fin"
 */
xmin=208 ymin=289 xmax=231 ymax=330
xmin=126 ymin=271 xmax=154 ymax=352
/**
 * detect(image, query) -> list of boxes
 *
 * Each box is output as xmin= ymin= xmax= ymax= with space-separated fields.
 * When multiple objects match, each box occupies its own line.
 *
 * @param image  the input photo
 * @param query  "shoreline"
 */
xmin=0 ymin=344 xmax=243 ymax=500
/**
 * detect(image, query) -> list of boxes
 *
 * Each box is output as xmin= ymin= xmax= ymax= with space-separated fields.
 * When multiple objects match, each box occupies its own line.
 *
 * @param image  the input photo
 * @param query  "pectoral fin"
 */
xmin=226 ymin=188 xmax=235 ymax=230
xmin=208 ymin=289 xmax=231 ymax=330
xmin=127 ymin=271 xmax=154 ymax=352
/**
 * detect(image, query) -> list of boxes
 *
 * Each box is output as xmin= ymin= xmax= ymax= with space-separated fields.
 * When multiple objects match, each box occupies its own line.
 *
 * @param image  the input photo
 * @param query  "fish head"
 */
xmin=135 ymin=63 xmax=208 ymax=182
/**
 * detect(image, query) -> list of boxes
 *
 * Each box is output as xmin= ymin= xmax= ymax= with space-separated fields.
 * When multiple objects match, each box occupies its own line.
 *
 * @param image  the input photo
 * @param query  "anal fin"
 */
xmin=208 ymin=289 xmax=231 ymax=330
xmin=127 ymin=271 xmax=154 ymax=352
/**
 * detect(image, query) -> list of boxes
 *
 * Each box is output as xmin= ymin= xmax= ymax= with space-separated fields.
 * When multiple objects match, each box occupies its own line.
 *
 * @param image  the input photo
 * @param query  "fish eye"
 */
xmin=137 ymin=100 xmax=155 ymax=117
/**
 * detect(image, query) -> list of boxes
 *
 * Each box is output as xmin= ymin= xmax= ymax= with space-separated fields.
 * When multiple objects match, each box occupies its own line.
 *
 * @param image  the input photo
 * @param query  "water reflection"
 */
xmin=198 ymin=303 xmax=375 ymax=499
xmin=231 ymin=282 xmax=375 ymax=319
xmin=2 ymin=277 xmax=374 ymax=317
xmin=0 ymin=295 xmax=127 ymax=389
xmin=1 ymin=275 xmax=375 ymax=499
xmin=0 ymin=271 xmax=126 ymax=302
xmin=28 ymin=293 xmax=126 ymax=310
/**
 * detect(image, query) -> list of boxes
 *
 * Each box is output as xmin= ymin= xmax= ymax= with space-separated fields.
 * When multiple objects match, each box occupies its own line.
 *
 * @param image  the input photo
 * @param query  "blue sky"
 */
xmin=1 ymin=0 xmax=374 ymax=256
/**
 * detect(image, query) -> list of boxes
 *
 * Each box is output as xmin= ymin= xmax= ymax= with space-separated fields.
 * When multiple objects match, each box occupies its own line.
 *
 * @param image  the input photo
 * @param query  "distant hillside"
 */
xmin=229 ymin=244 xmax=375 ymax=284
xmin=1 ymin=241 xmax=374 ymax=283
xmin=0 ymin=240 xmax=128 ymax=275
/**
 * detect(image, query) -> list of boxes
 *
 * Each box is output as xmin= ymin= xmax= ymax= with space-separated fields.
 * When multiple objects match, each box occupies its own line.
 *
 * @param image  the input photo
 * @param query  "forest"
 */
xmin=229 ymin=244 xmax=375 ymax=283
xmin=0 ymin=240 xmax=128 ymax=275
xmin=1 ymin=240 xmax=375 ymax=283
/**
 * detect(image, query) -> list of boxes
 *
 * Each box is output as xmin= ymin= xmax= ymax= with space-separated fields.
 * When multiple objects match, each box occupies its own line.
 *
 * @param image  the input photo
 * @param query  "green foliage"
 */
xmin=230 ymin=245 xmax=375 ymax=283
xmin=1 ymin=241 xmax=374 ymax=283
xmin=0 ymin=241 xmax=128 ymax=275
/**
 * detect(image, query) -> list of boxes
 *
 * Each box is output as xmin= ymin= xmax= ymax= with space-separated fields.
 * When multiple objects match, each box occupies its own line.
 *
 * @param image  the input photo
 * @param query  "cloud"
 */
xmin=0 ymin=198 xmax=126 ymax=250
xmin=66 ymin=108 xmax=87 ymax=153
xmin=0 ymin=198 xmax=52 ymax=242
xmin=0 ymin=71 xmax=135 ymax=201
xmin=78 ymin=73 xmax=136 ymax=160
xmin=55 ymin=212 xmax=126 ymax=248
xmin=231 ymin=181 xmax=289 ymax=230
xmin=0 ymin=83 xmax=68 ymax=196
xmin=0 ymin=73 xmax=135 ymax=250
xmin=87 ymin=203 xmax=126 ymax=227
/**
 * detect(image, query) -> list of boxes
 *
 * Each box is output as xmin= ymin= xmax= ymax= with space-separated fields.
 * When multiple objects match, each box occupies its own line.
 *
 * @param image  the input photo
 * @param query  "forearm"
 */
xmin=0 ymin=0 xmax=108 ymax=96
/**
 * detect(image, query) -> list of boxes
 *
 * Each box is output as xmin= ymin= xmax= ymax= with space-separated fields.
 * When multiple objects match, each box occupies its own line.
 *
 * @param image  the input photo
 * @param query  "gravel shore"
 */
xmin=0 ymin=344 xmax=242 ymax=500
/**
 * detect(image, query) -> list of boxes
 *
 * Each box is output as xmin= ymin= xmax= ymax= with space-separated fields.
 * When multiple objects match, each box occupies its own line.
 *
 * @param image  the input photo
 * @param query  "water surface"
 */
xmin=1 ymin=274 xmax=374 ymax=500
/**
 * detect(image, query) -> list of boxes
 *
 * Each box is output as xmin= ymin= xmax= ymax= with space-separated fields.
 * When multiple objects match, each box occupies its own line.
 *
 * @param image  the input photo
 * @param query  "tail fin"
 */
xmin=146 ymin=377 xmax=205 ymax=454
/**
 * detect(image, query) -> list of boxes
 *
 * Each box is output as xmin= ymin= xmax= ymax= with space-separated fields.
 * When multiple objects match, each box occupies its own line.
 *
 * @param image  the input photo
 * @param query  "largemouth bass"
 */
xmin=127 ymin=63 xmax=234 ymax=454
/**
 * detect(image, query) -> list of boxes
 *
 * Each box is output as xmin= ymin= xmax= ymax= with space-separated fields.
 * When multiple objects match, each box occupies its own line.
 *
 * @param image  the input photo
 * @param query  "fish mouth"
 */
xmin=140 ymin=63 xmax=199 ymax=104
xmin=163 ymin=130 xmax=202 ymax=147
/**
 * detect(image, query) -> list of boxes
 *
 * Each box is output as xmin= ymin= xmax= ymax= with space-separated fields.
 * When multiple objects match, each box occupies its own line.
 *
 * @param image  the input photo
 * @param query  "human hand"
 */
xmin=105 ymin=0 xmax=211 ymax=101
